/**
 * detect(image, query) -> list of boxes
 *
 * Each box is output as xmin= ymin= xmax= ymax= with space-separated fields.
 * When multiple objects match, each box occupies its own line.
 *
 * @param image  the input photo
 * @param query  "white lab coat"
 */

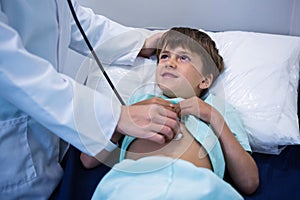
xmin=0 ymin=0 xmax=145 ymax=199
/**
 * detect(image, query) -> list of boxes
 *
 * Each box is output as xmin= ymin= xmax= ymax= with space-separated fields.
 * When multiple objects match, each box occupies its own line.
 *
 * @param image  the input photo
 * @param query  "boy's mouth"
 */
xmin=161 ymin=72 xmax=178 ymax=78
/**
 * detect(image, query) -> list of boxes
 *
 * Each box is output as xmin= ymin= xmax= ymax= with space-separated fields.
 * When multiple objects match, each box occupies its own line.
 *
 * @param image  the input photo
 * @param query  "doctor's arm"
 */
xmin=80 ymin=97 xmax=179 ymax=169
xmin=0 ymin=17 xmax=178 ymax=160
xmin=0 ymin=18 xmax=120 ymax=156
xmin=69 ymin=1 xmax=163 ymax=65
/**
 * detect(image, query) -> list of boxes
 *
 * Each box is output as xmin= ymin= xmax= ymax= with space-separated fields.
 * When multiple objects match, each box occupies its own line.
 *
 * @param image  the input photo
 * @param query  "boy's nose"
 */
xmin=165 ymin=57 xmax=177 ymax=69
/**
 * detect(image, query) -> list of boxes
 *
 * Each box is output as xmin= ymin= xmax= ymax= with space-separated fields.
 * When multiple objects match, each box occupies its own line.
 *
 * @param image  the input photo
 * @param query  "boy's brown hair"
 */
xmin=156 ymin=27 xmax=224 ymax=84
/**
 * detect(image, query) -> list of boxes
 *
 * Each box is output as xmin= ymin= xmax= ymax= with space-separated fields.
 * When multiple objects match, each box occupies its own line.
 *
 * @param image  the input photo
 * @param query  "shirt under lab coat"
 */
xmin=0 ymin=0 xmax=147 ymax=199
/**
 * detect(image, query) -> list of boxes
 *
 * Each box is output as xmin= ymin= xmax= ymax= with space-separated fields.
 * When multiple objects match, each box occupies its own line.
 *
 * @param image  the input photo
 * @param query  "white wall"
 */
xmin=77 ymin=0 xmax=300 ymax=36
xmin=290 ymin=0 xmax=300 ymax=36
xmin=64 ymin=0 xmax=300 ymax=79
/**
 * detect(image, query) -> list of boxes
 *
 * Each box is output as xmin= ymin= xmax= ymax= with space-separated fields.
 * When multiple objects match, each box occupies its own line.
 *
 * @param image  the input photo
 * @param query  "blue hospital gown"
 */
xmin=92 ymin=93 xmax=251 ymax=200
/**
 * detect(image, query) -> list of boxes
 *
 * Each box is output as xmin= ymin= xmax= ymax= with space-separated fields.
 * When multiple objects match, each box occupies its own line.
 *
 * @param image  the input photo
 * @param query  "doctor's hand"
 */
xmin=133 ymin=97 xmax=176 ymax=112
xmin=116 ymin=103 xmax=180 ymax=144
xmin=139 ymin=31 xmax=165 ymax=58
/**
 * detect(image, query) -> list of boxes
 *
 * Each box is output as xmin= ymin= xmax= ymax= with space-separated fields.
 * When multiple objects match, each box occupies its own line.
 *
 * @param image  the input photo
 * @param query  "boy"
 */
xmin=83 ymin=27 xmax=259 ymax=199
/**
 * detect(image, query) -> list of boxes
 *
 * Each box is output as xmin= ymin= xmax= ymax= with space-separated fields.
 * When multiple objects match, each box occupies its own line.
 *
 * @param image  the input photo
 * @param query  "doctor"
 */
xmin=0 ymin=0 xmax=179 ymax=199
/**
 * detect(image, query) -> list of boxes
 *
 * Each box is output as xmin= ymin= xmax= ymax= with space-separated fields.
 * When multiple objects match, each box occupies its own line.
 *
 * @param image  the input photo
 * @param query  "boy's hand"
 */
xmin=178 ymin=96 xmax=213 ymax=123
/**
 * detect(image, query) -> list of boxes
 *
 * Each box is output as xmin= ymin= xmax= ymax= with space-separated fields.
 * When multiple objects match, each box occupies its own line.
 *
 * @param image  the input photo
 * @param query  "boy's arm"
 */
xmin=80 ymin=131 xmax=123 ymax=169
xmin=209 ymin=111 xmax=259 ymax=195
xmin=178 ymin=96 xmax=259 ymax=195
xmin=80 ymin=153 xmax=102 ymax=169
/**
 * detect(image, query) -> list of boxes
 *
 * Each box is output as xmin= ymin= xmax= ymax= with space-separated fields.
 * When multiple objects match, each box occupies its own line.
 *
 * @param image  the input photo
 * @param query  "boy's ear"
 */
xmin=199 ymin=74 xmax=213 ymax=89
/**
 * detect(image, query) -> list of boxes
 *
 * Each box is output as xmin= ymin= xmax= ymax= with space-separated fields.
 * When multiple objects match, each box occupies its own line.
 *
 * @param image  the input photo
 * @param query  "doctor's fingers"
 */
xmin=152 ymin=104 xmax=180 ymax=130
xmin=133 ymin=97 xmax=176 ymax=112
xmin=117 ymin=104 xmax=177 ymax=131
xmin=140 ymin=31 xmax=165 ymax=57
xmin=143 ymin=130 xmax=170 ymax=145
xmin=150 ymin=114 xmax=180 ymax=142
xmin=136 ymin=123 xmax=178 ymax=145
xmin=134 ymin=106 xmax=179 ymax=143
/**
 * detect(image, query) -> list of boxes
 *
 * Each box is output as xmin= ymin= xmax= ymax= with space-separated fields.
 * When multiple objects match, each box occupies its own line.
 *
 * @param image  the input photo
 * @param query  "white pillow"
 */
xmin=208 ymin=31 xmax=300 ymax=154
xmin=86 ymin=56 xmax=158 ymax=104
xmin=85 ymin=29 xmax=300 ymax=154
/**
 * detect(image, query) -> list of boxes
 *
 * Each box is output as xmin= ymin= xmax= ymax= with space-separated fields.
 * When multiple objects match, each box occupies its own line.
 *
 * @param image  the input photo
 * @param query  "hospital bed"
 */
xmin=55 ymin=1 xmax=300 ymax=199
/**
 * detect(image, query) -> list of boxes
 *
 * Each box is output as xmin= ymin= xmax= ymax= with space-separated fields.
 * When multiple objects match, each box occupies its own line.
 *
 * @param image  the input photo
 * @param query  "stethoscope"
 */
xmin=67 ymin=1 xmax=187 ymax=141
xmin=67 ymin=0 xmax=126 ymax=105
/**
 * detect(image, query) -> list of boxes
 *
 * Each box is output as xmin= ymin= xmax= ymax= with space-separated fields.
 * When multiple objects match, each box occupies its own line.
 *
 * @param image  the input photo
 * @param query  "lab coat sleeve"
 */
xmin=69 ymin=0 xmax=151 ymax=66
xmin=0 ymin=16 xmax=120 ymax=156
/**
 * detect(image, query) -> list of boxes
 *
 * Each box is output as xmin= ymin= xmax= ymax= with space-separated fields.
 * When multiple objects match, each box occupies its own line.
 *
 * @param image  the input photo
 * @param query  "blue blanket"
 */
xmin=92 ymin=156 xmax=243 ymax=200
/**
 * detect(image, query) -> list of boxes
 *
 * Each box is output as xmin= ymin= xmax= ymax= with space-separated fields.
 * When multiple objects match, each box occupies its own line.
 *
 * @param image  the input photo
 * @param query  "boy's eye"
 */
xmin=180 ymin=55 xmax=191 ymax=61
xmin=160 ymin=54 xmax=169 ymax=60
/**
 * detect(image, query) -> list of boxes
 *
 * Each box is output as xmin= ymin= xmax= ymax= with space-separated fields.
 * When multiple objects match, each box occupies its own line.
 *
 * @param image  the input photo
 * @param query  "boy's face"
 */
xmin=156 ymin=45 xmax=204 ymax=98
